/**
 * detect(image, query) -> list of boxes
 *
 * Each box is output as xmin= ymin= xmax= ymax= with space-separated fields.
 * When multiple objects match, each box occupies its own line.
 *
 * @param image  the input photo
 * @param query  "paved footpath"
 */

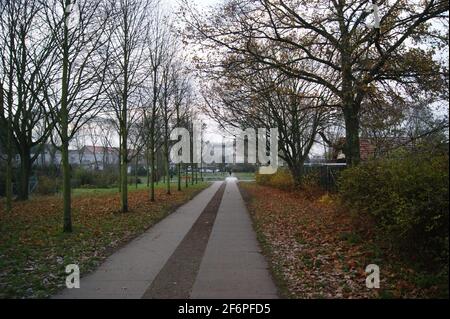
xmin=54 ymin=178 xmax=278 ymax=299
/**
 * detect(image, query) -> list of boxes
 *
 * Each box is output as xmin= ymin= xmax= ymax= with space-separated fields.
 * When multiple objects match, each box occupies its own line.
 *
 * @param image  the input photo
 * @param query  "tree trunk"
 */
xmin=120 ymin=36 xmax=129 ymax=211
xmin=165 ymin=141 xmax=170 ymax=195
xmin=150 ymin=129 xmax=155 ymax=202
xmin=118 ymin=139 xmax=122 ymax=193
xmin=4 ymin=23 xmax=14 ymax=213
xmin=155 ymin=158 xmax=159 ymax=186
xmin=120 ymin=123 xmax=128 ymax=212
xmin=340 ymin=26 xmax=361 ymax=167
xmin=289 ymin=162 xmax=305 ymax=188
xmin=146 ymin=147 xmax=150 ymax=187
xmin=177 ymin=163 xmax=181 ymax=191
xmin=61 ymin=142 xmax=72 ymax=233
xmin=18 ymin=148 xmax=31 ymax=201
xmin=61 ymin=8 xmax=72 ymax=233
xmin=135 ymin=155 xmax=138 ymax=189
xmin=200 ymin=158 xmax=203 ymax=182
xmin=5 ymin=116 xmax=12 ymax=212
xmin=343 ymin=106 xmax=361 ymax=166
xmin=5 ymin=98 xmax=13 ymax=212
xmin=175 ymin=107 xmax=181 ymax=191
xmin=185 ymin=164 xmax=188 ymax=188
xmin=191 ymin=128 xmax=194 ymax=186
xmin=195 ymin=164 xmax=198 ymax=184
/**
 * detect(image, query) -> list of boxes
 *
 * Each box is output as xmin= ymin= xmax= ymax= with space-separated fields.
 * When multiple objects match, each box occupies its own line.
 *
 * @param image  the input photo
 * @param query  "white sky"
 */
xmin=165 ymin=0 xmax=222 ymax=10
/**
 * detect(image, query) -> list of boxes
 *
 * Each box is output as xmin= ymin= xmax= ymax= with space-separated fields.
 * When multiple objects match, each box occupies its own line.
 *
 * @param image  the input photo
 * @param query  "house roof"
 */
xmin=82 ymin=146 xmax=119 ymax=154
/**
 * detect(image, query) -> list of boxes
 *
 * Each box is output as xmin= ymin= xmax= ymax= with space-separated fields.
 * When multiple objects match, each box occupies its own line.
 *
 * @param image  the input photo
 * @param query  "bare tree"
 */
xmin=86 ymin=121 xmax=102 ymax=169
xmin=203 ymin=63 xmax=330 ymax=184
xmin=145 ymin=4 xmax=173 ymax=201
xmin=105 ymin=0 xmax=152 ymax=212
xmin=0 ymin=0 xmax=17 ymax=211
xmin=172 ymin=65 xmax=193 ymax=191
xmin=159 ymin=42 xmax=179 ymax=194
xmin=0 ymin=0 xmax=59 ymax=201
xmin=41 ymin=0 xmax=112 ymax=232
xmin=97 ymin=118 xmax=117 ymax=168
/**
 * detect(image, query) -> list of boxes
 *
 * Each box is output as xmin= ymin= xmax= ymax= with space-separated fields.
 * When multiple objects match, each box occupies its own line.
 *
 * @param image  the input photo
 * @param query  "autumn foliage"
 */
xmin=240 ymin=182 xmax=448 ymax=298
xmin=255 ymin=169 xmax=295 ymax=190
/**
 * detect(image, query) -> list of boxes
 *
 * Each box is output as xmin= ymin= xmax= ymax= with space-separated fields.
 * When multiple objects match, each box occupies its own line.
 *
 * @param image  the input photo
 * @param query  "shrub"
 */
xmin=269 ymin=169 xmax=295 ymax=190
xmin=339 ymin=149 xmax=449 ymax=267
xmin=301 ymin=170 xmax=323 ymax=197
xmin=35 ymin=176 xmax=61 ymax=195
xmin=256 ymin=168 xmax=295 ymax=190
xmin=72 ymin=169 xmax=119 ymax=189
xmin=255 ymin=172 xmax=272 ymax=186
xmin=128 ymin=176 xmax=142 ymax=185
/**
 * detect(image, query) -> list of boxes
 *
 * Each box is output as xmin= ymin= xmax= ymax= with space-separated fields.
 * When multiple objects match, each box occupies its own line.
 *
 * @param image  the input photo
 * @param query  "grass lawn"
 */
xmin=233 ymin=172 xmax=255 ymax=180
xmin=199 ymin=172 xmax=255 ymax=181
xmin=239 ymin=182 xmax=448 ymax=299
xmin=200 ymin=172 xmax=228 ymax=181
xmin=72 ymin=181 xmax=180 ymax=196
xmin=0 ymin=182 xmax=209 ymax=299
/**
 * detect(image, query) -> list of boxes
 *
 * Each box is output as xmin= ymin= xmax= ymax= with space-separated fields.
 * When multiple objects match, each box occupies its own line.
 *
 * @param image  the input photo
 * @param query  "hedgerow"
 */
xmin=339 ymin=149 xmax=449 ymax=269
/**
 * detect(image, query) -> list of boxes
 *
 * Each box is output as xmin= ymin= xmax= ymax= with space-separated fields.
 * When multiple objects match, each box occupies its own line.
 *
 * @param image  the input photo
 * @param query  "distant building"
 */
xmin=329 ymin=137 xmax=418 ymax=162
xmin=33 ymin=144 xmax=67 ymax=166
xmin=33 ymin=144 xmax=121 ymax=170
xmin=77 ymin=146 xmax=120 ymax=170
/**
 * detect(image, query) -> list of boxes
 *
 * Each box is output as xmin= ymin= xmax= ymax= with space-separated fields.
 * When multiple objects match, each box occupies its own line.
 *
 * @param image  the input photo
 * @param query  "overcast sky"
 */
xmin=167 ymin=0 xmax=222 ymax=10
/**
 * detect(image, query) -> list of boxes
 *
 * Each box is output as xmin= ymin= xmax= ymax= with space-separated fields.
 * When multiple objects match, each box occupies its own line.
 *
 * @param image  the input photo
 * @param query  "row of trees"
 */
xmin=182 ymin=0 xmax=449 ymax=184
xmin=1 ymin=0 xmax=448 ymax=229
xmin=0 ymin=0 xmax=199 ymax=232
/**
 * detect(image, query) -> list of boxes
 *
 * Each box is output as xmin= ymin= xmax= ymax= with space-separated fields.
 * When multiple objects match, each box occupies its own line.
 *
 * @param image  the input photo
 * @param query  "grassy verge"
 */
xmin=0 ymin=182 xmax=209 ymax=298
xmin=199 ymin=172 xmax=255 ymax=181
xmin=72 ymin=182 xmax=180 ymax=197
xmin=239 ymin=182 xmax=448 ymax=299
xmin=233 ymin=172 xmax=255 ymax=180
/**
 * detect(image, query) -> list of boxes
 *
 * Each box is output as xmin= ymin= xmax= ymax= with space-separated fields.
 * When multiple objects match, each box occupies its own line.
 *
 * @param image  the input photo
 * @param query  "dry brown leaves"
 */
xmin=240 ymin=183 xmax=439 ymax=299
xmin=0 ymin=184 xmax=208 ymax=298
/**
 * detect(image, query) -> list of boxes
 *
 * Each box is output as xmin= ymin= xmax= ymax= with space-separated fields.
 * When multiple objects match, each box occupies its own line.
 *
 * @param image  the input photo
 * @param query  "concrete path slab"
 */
xmin=53 ymin=178 xmax=279 ymax=299
xmin=142 ymin=183 xmax=226 ymax=299
xmin=190 ymin=178 xmax=279 ymax=299
xmin=53 ymin=182 xmax=223 ymax=299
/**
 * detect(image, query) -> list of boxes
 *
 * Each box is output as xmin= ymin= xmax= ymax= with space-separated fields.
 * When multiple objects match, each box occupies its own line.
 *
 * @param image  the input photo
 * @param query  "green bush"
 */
xmin=302 ymin=170 xmax=320 ymax=186
xmin=72 ymin=169 xmax=119 ymax=189
xmin=339 ymin=149 xmax=449 ymax=266
xmin=128 ymin=176 xmax=142 ymax=185
xmin=72 ymin=169 xmax=92 ymax=186
xmin=255 ymin=172 xmax=271 ymax=186
xmin=256 ymin=168 xmax=295 ymax=190
xmin=255 ymin=168 xmax=325 ymax=194
xmin=35 ymin=176 xmax=61 ymax=195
